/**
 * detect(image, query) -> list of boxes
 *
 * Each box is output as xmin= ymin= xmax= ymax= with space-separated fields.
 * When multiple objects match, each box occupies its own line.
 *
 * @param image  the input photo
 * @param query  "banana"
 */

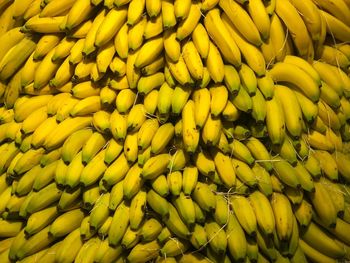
xmin=249 ymin=190 xmax=276 ymax=237
xmin=265 ymin=95 xmax=285 ymax=145
xmin=231 ymin=158 xmax=257 ymax=187
xmin=167 ymin=171 xmax=182 ymax=196
xmin=80 ymin=215 xmax=97 ymax=239
xmin=251 ymin=163 xmax=273 ymax=197
xmin=141 ymin=55 xmax=164 ymax=76
xmin=15 ymin=226 xmax=55 ymax=261
xmin=57 ymin=187 xmax=81 ymax=211
xmin=192 ymin=181 xmax=216 ymax=212
xmin=33 ymin=34 xmax=62 ymax=61
xmin=127 ymin=240 xmax=161 ymax=263
xmin=0 ymin=142 xmax=20 ymax=175
xmin=274 ymin=84 xmax=303 ymax=138
xmin=270 ymin=192 xmax=293 ymax=242
xmin=39 ymin=0 xmax=75 ymax=17
xmin=150 ymin=174 xmax=168 ymax=197
xmin=14 ymin=95 xmax=52 ymax=123
xmin=160 ymin=238 xmax=190 ymax=258
xmin=20 ymin=52 xmax=41 ymax=88
xmin=0 ymin=27 xmax=25 ymax=67
xmin=314 ymin=0 xmax=350 ymax=27
xmin=212 ymin=194 xmax=229 ymax=227
xmin=320 ymin=45 xmax=350 ymax=70
xmin=166 ymin=53 xmax=192 ymax=86
xmin=64 ymin=150 xmax=84 ymax=189
xmin=301 ymin=221 xmax=345 ymax=259
xmin=237 ymin=64 xmax=257 ymax=96
xmin=147 ymin=189 xmax=169 ymax=218
xmin=272 ymin=157 xmax=300 ymax=188
xmin=123 ymin=131 xmax=138 ymax=163
xmin=33 ymin=160 xmax=58 ymax=190
xmin=223 ymin=65 xmax=240 ymax=95
xmin=115 ymin=89 xmax=137 ymax=114
xmin=309 ymin=180 xmax=337 ymax=228
xmin=100 ymin=86 xmax=117 ymax=107
xmin=288 ymin=0 xmax=322 ymax=41
xmin=175 ymin=1 xmax=200 ymax=40
xmin=333 ymin=151 xmax=350 ymax=182
xmin=24 ymin=206 xmax=58 ymax=236
xmin=143 ymin=13 xmax=163 ymax=39
xmin=26 ymin=182 xmax=62 ymax=214
xmin=202 ymin=114 xmax=222 ymax=146
xmin=94 ymin=238 xmax=123 ymax=262
xmin=205 ymin=41 xmax=225 ymax=84
xmin=94 ymin=6 xmax=128 ymax=48
xmin=163 ymin=28 xmax=180 ymax=63
xmin=182 ymin=40 xmax=203 ymax=80
xmin=299 ymin=238 xmax=337 ymax=263
xmin=127 ymin=0 xmax=145 ymax=25
xmin=15 ymin=165 xmax=39 ymax=196
xmin=225 ymin=211 xmax=248 ymax=262
xmin=319 ymin=9 xmax=350 ymax=43
xmin=126 ymin=104 xmax=146 ymax=132
xmin=320 ymin=177 xmax=345 ymax=217
xmin=164 ymin=202 xmax=191 ymax=239
xmin=80 ymin=149 xmax=107 ymax=187
xmin=204 ymin=8 xmax=241 ymax=68
xmin=204 ymin=219 xmax=227 ymax=255
xmin=172 ymin=192 xmax=196 ymax=228
xmin=247 ymin=0 xmax=270 ymax=40
xmin=123 ymin=163 xmax=142 ymax=199
xmin=48 ymin=208 xmax=85 ymax=238
xmin=293 ymin=161 xmax=315 ymax=192
xmin=22 ymin=15 xmax=65 ymax=33
xmin=121 ymin=226 xmax=139 ymax=249
xmin=275 ymin=0 xmax=313 ymax=59
xmin=220 ymin=0 xmax=262 ymax=46
xmin=106 ymin=181 xmax=124 ymax=211
xmin=168 ymin=148 xmax=188 ymax=172
xmin=230 ymin=84 xmax=252 ymax=114
xmin=191 ymin=88 xmax=210 ymax=129
xmin=51 ymin=37 xmax=76 ymax=62
xmin=43 ymin=116 xmax=92 ymax=151
xmin=137 ymin=72 xmax=165 ymax=95
xmin=129 ymin=189 xmax=147 ymax=230
xmin=102 ymin=153 xmax=130 ymax=189
xmin=312 ymin=150 xmax=338 ymax=181
xmin=230 ymin=195 xmax=257 ymax=236
xmin=11 ymin=147 xmax=44 ymax=176
xmin=65 ymin=0 xmax=95 ymax=30
xmin=74 ymin=236 xmax=101 ymax=263
xmin=244 ymin=137 xmax=272 ymax=171
xmin=211 ymin=149 xmax=235 ymax=188
xmin=150 ymin=123 xmax=173 ymax=154
xmin=0 ymin=220 xmax=22 ymax=238
xmin=193 ymin=150 xmax=215 ymax=177
xmin=108 ymin=200 xmax=130 ymax=246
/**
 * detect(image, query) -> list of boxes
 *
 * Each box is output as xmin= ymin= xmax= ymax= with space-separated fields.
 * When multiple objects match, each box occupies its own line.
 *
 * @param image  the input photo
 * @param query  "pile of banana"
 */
xmin=0 ymin=0 xmax=350 ymax=262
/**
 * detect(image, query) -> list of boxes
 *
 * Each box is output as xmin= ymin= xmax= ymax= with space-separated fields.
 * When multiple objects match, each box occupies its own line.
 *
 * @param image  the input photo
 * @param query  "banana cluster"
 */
xmin=0 ymin=0 xmax=350 ymax=262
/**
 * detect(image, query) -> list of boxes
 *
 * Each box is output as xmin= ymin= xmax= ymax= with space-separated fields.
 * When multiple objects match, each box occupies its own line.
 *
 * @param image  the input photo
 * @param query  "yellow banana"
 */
xmin=0 ymin=36 xmax=37 ymax=81
xmin=266 ymin=95 xmax=285 ymax=145
xmin=192 ymin=87 xmax=211 ymax=129
xmin=220 ymin=0 xmax=262 ymax=46
xmin=230 ymin=195 xmax=257 ymax=236
xmin=249 ymin=190 xmax=276 ymax=237
xmin=127 ymin=0 xmax=145 ymax=25
xmin=176 ymin=1 xmax=201 ymax=40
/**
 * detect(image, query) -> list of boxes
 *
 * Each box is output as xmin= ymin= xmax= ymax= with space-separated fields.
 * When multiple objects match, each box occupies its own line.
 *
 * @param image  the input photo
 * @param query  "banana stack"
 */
xmin=0 ymin=0 xmax=350 ymax=262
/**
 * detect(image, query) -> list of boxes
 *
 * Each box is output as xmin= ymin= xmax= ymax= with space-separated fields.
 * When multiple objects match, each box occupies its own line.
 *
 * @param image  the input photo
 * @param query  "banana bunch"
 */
xmin=0 ymin=0 xmax=350 ymax=261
